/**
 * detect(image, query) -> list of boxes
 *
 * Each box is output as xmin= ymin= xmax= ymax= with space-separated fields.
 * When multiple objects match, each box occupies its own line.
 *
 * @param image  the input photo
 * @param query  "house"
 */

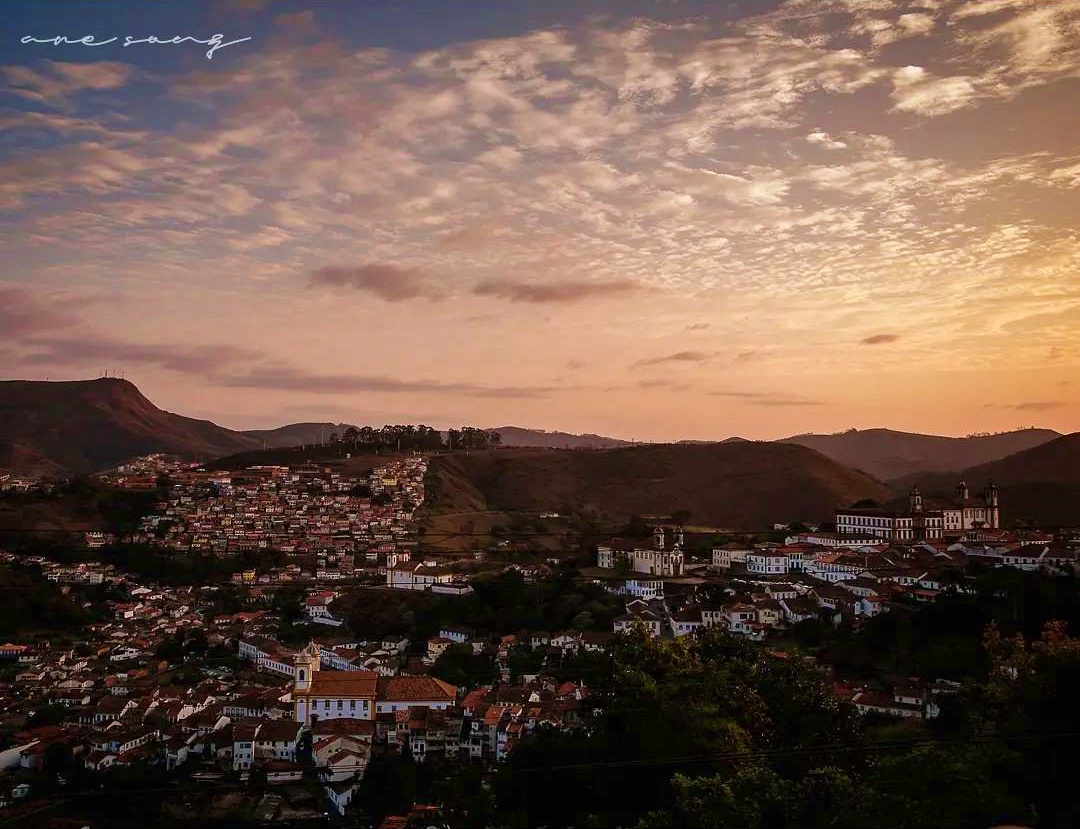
xmin=254 ymin=720 xmax=303 ymax=763
xmin=613 ymin=600 xmax=663 ymax=638
xmin=671 ymin=607 xmax=703 ymax=637
xmin=425 ymin=637 xmax=453 ymax=664
xmin=324 ymin=777 xmax=358 ymax=816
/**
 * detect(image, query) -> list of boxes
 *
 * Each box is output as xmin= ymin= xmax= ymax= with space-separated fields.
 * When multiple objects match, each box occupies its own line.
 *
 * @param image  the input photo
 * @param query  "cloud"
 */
xmin=707 ymin=390 xmax=822 ymax=406
xmin=633 ymin=351 xmax=714 ymax=368
xmin=309 ymin=263 xmax=444 ymax=301
xmin=861 ymin=333 xmax=900 ymax=345
xmin=985 ymin=401 xmax=1066 ymax=412
xmin=685 ymin=323 xmax=711 ymax=331
xmin=1 ymin=60 xmax=137 ymax=107
xmin=472 ymin=278 xmax=639 ymax=303
xmin=890 ymin=66 xmax=989 ymax=116
xmin=19 ymin=336 xmax=267 ymax=374
xmin=214 ymin=367 xmax=558 ymax=398
xmin=0 ymin=285 xmax=73 ymax=336
xmin=806 ymin=130 xmax=847 ymax=150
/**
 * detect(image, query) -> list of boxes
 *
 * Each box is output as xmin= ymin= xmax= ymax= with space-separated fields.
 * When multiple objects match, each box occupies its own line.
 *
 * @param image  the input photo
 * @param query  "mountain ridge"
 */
xmin=780 ymin=427 xmax=1061 ymax=480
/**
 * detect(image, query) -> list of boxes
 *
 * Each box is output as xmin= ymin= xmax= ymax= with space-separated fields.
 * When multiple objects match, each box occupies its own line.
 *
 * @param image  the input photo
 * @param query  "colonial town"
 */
xmin=3 ymin=443 xmax=1079 ymax=825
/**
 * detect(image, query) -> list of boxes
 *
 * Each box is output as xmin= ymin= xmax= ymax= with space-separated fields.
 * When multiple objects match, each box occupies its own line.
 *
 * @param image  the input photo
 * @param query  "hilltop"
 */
xmin=424 ymin=442 xmax=892 ymax=531
xmin=240 ymin=422 xmax=361 ymax=449
xmin=892 ymin=432 xmax=1080 ymax=527
xmin=0 ymin=378 xmax=260 ymax=475
xmin=485 ymin=426 xmax=631 ymax=449
xmin=780 ymin=427 xmax=1060 ymax=481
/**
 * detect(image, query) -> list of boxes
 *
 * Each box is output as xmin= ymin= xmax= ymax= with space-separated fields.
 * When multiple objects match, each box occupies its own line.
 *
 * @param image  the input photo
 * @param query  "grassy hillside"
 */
xmin=782 ymin=427 xmax=1060 ymax=480
xmin=240 ymin=422 xmax=360 ymax=449
xmin=487 ymin=426 xmax=631 ymax=449
xmin=424 ymin=443 xmax=892 ymax=531
xmin=0 ymin=378 xmax=260 ymax=475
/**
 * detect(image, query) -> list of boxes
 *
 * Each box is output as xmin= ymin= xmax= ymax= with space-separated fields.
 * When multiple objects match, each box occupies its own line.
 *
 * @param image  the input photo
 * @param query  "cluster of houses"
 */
xmin=598 ymin=514 xmax=1078 ymax=642
xmin=131 ymin=457 xmax=427 ymax=559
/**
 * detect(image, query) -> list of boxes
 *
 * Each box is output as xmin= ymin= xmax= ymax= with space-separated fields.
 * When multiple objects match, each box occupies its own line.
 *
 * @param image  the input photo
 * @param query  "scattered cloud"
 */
xmin=309 ymin=264 xmax=444 ymax=301
xmin=861 ymin=333 xmax=900 ymax=345
xmin=707 ymin=390 xmax=822 ymax=407
xmin=214 ymin=367 xmax=558 ymax=398
xmin=472 ymin=279 xmax=639 ymax=303
xmin=633 ymin=351 xmax=715 ymax=368
xmin=806 ymin=130 xmax=847 ymax=150
xmin=986 ymin=401 xmax=1066 ymax=412
xmin=1 ymin=60 xmax=137 ymax=108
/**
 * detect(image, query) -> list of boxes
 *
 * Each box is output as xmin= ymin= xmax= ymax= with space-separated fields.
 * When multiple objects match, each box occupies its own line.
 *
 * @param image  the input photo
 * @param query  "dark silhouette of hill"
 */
xmin=241 ymin=422 xmax=360 ymax=449
xmin=485 ymin=426 xmax=631 ymax=449
xmin=891 ymin=433 xmax=1080 ymax=527
xmin=425 ymin=442 xmax=892 ymax=530
xmin=0 ymin=439 xmax=67 ymax=479
xmin=780 ymin=427 xmax=1060 ymax=480
xmin=0 ymin=378 xmax=260 ymax=475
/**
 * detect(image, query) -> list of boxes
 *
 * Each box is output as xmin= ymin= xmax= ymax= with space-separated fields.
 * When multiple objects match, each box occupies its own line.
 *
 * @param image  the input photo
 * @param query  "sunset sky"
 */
xmin=2 ymin=0 xmax=1079 ymax=441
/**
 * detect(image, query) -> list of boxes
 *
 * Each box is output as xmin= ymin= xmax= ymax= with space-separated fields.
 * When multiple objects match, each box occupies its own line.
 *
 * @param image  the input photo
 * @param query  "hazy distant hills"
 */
xmin=891 ymin=433 xmax=1080 ymax=527
xmin=0 ymin=379 xmax=260 ymax=474
xmin=486 ymin=426 xmax=632 ymax=449
xmin=426 ymin=442 xmax=893 ymax=530
xmin=241 ymin=422 xmax=361 ymax=449
xmin=0 ymin=378 xmax=1072 ymax=528
xmin=780 ymin=427 xmax=1061 ymax=481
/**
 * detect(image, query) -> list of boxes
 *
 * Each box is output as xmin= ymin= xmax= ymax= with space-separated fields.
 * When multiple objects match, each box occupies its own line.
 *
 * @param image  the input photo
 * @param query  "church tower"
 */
xmin=653 ymin=525 xmax=665 ymax=550
xmin=956 ymin=479 xmax=970 ymax=502
xmin=294 ymin=641 xmax=320 ymax=693
xmin=985 ymin=482 xmax=1000 ymax=529
xmin=909 ymin=486 xmax=923 ymax=513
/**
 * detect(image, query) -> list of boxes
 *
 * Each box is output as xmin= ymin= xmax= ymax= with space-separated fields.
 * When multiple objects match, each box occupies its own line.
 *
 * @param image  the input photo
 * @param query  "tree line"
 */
xmin=326 ymin=425 xmax=501 ymax=451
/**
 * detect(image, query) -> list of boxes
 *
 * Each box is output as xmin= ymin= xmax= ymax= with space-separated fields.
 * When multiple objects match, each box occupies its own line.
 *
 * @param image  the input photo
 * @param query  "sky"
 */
xmin=2 ymin=0 xmax=1079 ymax=441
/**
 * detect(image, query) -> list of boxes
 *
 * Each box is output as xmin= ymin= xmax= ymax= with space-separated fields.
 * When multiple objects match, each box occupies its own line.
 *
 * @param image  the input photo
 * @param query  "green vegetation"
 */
xmin=0 ymin=563 xmax=95 ymax=637
xmin=490 ymin=623 xmax=1080 ymax=828
xmin=431 ymin=644 xmax=498 ymax=688
xmin=340 ymin=570 xmax=624 ymax=645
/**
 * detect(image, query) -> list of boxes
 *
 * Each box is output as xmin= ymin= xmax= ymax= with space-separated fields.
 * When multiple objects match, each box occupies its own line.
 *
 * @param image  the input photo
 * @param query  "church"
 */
xmin=292 ymin=642 xmax=456 ymax=726
xmin=835 ymin=479 xmax=1001 ymax=543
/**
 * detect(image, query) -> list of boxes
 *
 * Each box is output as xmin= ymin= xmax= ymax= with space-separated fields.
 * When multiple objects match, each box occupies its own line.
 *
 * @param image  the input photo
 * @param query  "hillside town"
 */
xmin=2 ymin=452 xmax=1079 ymax=825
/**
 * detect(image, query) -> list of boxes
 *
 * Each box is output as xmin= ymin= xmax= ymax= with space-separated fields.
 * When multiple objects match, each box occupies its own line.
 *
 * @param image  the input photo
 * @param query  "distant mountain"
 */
xmin=780 ymin=428 xmax=1061 ymax=481
xmin=0 ymin=379 xmax=260 ymax=475
xmin=241 ymin=422 xmax=360 ymax=449
xmin=486 ymin=426 xmax=632 ymax=449
xmin=425 ymin=442 xmax=893 ymax=530
xmin=893 ymin=433 xmax=1080 ymax=527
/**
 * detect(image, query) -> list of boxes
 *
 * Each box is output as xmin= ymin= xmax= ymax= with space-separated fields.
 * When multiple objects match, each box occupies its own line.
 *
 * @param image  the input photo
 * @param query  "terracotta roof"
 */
xmin=312 ymin=718 xmax=375 ymax=738
xmin=297 ymin=670 xmax=378 ymax=698
xmin=377 ymin=675 xmax=456 ymax=702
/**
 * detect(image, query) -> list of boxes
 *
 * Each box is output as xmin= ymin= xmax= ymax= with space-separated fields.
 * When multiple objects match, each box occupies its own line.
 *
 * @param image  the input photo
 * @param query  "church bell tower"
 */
xmin=294 ymin=641 xmax=320 ymax=692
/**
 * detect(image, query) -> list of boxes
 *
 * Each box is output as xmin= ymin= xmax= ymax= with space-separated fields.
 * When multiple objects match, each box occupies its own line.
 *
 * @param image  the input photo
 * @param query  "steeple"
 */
xmin=294 ymin=640 xmax=320 ymax=692
xmin=909 ymin=486 xmax=923 ymax=513
xmin=956 ymin=479 xmax=970 ymax=502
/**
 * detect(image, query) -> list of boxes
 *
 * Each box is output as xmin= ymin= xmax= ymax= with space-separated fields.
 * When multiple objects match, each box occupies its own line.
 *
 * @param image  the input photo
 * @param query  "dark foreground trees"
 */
xmin=491 ymin=623 xmax=1076 ymax=828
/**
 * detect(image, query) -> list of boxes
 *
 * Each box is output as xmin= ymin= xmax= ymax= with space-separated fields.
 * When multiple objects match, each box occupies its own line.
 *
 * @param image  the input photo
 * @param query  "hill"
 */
xmin=893 ymin=433 xmax=1080 ymax=527
xmin=0 ymin=439 xmax=68 ymax=479
xmin=486 ymin=426 xmax=632 ymax=449
xmin=240 ymin=422 xmax=361 ymax=449
xmin=0 ymin=378 xmax=260 ymax=475
xmin=424 ymin=442 xmax=892 ymax=531
xmin=780 ymin=427 xmax=1060 ymax=480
